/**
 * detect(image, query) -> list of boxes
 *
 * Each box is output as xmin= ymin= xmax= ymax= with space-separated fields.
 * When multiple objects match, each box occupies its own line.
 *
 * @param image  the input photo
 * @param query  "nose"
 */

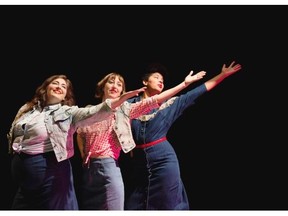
xmin=55 ymin=85 xmax=64 ymax=92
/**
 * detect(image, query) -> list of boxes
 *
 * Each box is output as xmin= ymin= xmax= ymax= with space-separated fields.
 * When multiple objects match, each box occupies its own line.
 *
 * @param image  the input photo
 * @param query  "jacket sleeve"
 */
xmin=72 ymin=99 xmax=114 ymax=128
xmin=7 ymin=104 xmax=28 ymax=154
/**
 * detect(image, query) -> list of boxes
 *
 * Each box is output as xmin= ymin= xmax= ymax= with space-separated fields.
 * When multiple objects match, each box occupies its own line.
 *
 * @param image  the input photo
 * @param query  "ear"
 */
xmin=142 ymin=80 xmax=147 ymax=86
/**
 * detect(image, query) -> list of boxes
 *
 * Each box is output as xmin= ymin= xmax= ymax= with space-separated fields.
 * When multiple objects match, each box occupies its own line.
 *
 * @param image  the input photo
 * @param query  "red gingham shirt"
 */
xmin=77 ymin=96 xmax=158 ymax=162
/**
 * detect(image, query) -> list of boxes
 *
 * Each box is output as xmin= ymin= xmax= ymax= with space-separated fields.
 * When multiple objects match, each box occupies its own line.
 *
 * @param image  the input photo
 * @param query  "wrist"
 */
xmin=183 ymin=80 xmax=189 ymax=87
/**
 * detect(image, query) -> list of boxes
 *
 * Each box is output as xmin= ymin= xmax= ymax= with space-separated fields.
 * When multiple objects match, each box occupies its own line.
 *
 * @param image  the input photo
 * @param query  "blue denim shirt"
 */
xmin=7 ymin=99 xmax=113 ymax=162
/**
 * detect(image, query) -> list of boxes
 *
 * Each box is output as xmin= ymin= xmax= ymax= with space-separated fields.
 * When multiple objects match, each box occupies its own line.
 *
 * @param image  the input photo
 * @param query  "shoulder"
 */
xmin=17 ymin=103 xmax=29 ymax=112
xmin=159 ymin=97 xmax=178 ymax=109
xmin=54 ymin=105 xmax=77 ymax=115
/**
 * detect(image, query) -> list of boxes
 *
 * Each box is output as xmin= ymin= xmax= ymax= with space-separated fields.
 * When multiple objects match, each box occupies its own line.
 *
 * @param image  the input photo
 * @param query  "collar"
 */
xmin=44 ymin=103 xmax=62 ymax=111
xmin=35 ymin=101 xmax=62 ymax=111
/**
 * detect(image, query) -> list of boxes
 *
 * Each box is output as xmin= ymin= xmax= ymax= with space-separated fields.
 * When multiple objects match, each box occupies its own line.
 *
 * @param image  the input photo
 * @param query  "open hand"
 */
xmin=221 ymin=61 xmax=242 ymax=77
xmin=184 ymin=70 xmax=206 ymax=85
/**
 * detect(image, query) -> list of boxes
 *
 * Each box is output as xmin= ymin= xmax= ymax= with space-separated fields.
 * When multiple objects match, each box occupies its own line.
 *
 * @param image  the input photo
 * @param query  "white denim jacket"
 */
xmin=7 ymin=99 xmax=113 ymax=162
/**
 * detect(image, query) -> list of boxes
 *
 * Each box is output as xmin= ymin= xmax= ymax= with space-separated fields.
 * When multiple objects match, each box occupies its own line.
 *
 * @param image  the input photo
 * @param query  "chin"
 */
xmin=109 ymin=95 xmax=119 ymax=99
xmin=156 ymin=89 xmax=163 ymax=94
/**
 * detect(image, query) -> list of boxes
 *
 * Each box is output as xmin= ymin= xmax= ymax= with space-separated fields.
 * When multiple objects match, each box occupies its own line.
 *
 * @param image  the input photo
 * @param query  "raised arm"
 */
xmin=205 ymin=61 xmax=242 ymax=91
xmin=110 ymin=87 xmax=147 ymax=109
xmin=155 ymin=70 xmax=206 ymax=104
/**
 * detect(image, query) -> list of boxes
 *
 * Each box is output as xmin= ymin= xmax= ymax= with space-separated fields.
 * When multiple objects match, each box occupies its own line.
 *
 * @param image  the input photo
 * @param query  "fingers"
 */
xmin=200 ymin=71 xmax=206 ymax=76
xmin=234 ymin=64 xmax=242 ymax=71
xmin=229 ymin=61 xmax=236 ymax=67
xmin=136 ymin=87 xmax=146 ymax=92
xmin=197 ymin=71 xmax=206 ymax=77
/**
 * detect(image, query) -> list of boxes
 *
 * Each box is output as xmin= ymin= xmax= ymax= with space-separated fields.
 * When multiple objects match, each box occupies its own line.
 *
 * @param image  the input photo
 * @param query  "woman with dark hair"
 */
xmin=7 ymin=74 xmax=146 ymax=210
xmin=121 ymin=61 xmax=242 ymax=210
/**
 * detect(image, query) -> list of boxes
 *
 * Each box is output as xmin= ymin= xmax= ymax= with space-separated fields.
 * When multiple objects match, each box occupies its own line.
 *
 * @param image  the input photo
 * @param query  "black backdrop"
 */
xmin=1 ymin=5 xmax=287 ymax=210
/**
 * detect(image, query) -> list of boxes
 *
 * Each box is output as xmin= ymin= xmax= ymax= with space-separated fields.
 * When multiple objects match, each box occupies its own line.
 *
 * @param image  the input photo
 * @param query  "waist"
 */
xmin=17 ymin=151 xmax=55 ymax=159
xmin=89 ymin=155 xmax=112 ymax=159
xmin=135 ymin=137 xmax=167 ymax=149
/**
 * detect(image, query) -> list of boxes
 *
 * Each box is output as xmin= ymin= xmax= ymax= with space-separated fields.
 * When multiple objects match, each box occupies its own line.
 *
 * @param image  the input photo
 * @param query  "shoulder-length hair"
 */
xmin=95 ymin=72 xmax=126 ymax=99
xmin=19 ymin=74 xmax=75 ymax=117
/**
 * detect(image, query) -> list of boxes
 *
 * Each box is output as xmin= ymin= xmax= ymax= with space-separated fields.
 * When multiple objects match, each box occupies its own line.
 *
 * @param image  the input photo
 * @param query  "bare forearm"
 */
xmin=156 ymin=70 xmax=206 ymax=103
xmin=156 ymin=81 xmax=188 ymax=103
xmin=110 ymin=96 xmax=127 ymax=109
xmin=205 ymin=61 xmax=242 ymax=91
xmin=110 ymin=87 xmax=146 ymax=109
xmin=204 ymin=73 xmax=227 ymax=91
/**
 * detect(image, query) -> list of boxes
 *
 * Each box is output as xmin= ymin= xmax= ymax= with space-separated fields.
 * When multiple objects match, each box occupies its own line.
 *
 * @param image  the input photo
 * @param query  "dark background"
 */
xmin=1 ymin=5 xmax=287 ymax=210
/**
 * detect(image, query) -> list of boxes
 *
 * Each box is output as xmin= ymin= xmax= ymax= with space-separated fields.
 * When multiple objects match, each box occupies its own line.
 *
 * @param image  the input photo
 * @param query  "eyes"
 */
xmin=107 ymin=79 xmax=123 ymax=88
xmin=51 ymin=81 xmax=67 ymax=89
xmin=151 ymin=74 xmax=164 ymax=83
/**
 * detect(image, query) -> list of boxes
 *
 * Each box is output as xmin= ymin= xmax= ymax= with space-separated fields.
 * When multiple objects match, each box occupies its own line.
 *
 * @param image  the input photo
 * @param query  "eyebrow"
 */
xmin=53 ymin=80 xmax=67 ymax=87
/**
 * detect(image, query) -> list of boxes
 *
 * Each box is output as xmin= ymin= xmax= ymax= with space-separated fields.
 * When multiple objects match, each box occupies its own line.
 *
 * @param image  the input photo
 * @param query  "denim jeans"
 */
xmin=79 ymin=157 xmax=124 ymax=210
xmin=11 ymin=152 xmax=78 ymax=210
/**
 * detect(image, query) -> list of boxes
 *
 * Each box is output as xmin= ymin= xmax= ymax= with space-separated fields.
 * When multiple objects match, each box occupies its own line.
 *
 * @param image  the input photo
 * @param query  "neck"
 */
xmin=142 ymin=90 xmax=157 ymax=100
xmin=46 ymin=101 xmax=61 ymax=106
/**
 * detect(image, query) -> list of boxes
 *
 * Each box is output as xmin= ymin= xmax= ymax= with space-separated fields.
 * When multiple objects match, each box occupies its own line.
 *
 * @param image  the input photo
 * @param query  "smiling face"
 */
xmin=46 ymin=78 xmax=67 ymax=105
xmin=103 ymin=75 xmax=124 ymax=100
xmin=95 ymin=73 xmax=126 ymax=101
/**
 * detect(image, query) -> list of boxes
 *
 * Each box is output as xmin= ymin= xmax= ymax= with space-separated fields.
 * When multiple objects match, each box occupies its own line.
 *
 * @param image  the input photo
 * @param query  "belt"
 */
xmin=135 ymin=137 xmax=167 ymax=149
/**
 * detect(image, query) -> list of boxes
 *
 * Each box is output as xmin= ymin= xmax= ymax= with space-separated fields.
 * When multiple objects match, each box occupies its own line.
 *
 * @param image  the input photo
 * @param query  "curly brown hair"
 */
xmin=18 ymin=74 xmax=75 ymax=119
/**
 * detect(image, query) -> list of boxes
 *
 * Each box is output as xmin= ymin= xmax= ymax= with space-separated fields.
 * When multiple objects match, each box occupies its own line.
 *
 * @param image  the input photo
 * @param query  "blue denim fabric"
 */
xmin=122 ymin=84 xmax=207 ymax=210
xmin=124 ymin=141 xmax=190 ymax=210
xmin=79 ymin=157 xmax=124 ymax=210
xmin=11 ymin=152 xmax=78 ymax=210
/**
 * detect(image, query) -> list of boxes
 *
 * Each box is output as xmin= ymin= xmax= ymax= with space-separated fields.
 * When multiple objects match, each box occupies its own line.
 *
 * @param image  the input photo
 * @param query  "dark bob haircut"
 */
xmin=141 ymin=63 xmax=169 ymax=82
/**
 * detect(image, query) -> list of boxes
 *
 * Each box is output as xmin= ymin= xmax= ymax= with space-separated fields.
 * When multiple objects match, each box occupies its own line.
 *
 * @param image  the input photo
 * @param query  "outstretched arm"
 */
xmin=110 ymin=87 xmax=147 ymax=109
xmin=156 ymin=70 xmax=206 ymax=103
xmin=205 ymin=61 xmax=242 ymax=91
